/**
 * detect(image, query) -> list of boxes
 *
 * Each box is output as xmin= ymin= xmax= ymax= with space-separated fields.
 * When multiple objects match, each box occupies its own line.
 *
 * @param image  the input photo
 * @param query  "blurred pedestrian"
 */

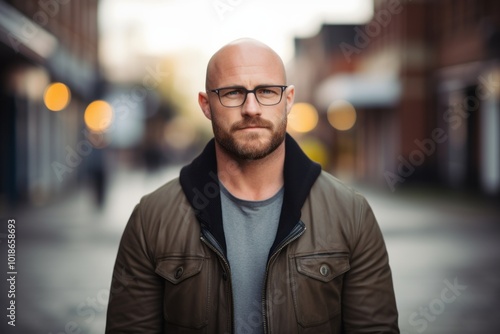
xmin=88 ymin=148 xmax=106 ymax=209
xmin=106 ymin=38 xmax=399 ymax=333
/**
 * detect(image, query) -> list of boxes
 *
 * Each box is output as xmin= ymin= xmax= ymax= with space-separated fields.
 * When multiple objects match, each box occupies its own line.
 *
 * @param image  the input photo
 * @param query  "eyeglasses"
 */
xmin=209 ymin=85 xmax=287 ymax=108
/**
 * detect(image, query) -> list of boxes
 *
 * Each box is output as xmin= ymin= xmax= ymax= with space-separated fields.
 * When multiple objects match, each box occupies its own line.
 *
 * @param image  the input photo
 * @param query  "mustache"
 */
xmin=230 ymin=118 xmax=274 ymax=131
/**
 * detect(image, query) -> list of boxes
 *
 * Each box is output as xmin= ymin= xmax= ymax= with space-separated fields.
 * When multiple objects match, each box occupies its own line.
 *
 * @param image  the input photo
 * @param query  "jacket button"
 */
xmin=174 ymin=266 xmax=184 ymax=279
xmin=320 ymin=264 xmax=330 ymax=277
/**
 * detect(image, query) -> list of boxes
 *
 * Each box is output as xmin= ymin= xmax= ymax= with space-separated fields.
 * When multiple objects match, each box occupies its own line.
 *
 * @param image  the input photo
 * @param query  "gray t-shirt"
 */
xmin=220 ymin=183 xmax=284 ymax=334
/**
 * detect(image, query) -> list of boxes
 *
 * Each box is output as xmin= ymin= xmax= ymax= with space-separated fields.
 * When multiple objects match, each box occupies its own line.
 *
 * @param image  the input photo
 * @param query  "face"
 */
xmin=209 ymin=91 xmax=289 ymax=160
xmin=199 ymin=41 xmax=295 ymax=161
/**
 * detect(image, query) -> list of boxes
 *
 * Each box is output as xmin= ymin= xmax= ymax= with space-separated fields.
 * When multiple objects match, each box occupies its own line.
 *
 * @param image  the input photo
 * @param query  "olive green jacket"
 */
xmin=106 ymin=134 xmax=399 ymax=333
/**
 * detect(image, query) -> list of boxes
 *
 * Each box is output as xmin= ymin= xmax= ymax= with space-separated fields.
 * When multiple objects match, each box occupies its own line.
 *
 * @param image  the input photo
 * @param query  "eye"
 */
xmin=257 ymin=87 xmax=279 ymax=96
xmin=222 ymin=88 xmax=244 ymax=98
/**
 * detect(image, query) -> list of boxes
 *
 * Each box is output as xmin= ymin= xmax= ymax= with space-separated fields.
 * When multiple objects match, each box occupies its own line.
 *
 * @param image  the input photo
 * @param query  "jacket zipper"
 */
xmin=199 ymin=229 xmax=234 ymax=333
xmin=261 ymin=221 xmax=306 ymax=334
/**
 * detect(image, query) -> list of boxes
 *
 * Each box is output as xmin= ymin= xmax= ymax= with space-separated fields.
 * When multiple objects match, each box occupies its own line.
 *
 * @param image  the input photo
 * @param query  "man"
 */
xmin=106 ymin=38 xmax=399 ymax=333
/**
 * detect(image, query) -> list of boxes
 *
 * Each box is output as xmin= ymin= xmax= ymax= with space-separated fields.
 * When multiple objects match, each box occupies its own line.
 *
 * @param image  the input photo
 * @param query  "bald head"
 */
xmin=205 ymin=38 xmax=287 ymax=90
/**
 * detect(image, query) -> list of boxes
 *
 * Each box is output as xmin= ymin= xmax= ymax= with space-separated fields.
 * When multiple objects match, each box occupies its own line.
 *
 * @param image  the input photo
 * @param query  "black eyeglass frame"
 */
xmin=209 ymin=85 xmax=288 ymax=108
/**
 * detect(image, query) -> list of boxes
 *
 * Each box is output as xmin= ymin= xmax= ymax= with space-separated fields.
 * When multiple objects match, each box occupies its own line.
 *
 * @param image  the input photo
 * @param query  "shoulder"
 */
xmin=304 ymin=172 xmax=380 ymax=250
xmin=311 ymin=171 xmax=366 ymax=206
xmin=142 ymin=177 xmax=183 ymax=204
xmin=135 ymin=177 xmax=193 ymax=224
xmin=127 ymin=177 xmax=200 ymax=253
xmin=307 ymin=171 xmax=374 ymax=232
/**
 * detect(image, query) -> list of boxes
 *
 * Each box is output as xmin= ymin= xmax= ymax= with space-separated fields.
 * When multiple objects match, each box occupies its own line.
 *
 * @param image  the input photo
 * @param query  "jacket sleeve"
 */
xmin=341 ymin=194 xmax=399 ymax=333
xmin=105 ymin=203 xmax=164 ymax=333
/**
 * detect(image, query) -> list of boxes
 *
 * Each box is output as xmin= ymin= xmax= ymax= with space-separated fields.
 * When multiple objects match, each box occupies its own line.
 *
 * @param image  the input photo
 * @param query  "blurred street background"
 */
xmin=1 ymin=0 xmax=500 ymax=333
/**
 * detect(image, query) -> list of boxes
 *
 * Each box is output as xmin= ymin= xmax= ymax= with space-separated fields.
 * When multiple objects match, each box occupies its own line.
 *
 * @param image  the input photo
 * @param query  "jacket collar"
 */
xmin=179 ymin=133 xmax=321 ymax=257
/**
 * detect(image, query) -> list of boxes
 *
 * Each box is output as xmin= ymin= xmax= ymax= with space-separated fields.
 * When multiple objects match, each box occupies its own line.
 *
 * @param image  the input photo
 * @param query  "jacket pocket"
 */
xmin=155 ymin=256 xmax=210 ymax=329
xmin=290 ymin=252 xmax=350 ymax=328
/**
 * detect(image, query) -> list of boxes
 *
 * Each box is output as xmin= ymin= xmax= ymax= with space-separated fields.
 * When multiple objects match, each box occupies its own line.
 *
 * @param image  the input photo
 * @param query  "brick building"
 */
xmin=0 ymin=0 xmax=100 ymax=206
xmin=290 ymin=0 xmax=500 ymax=195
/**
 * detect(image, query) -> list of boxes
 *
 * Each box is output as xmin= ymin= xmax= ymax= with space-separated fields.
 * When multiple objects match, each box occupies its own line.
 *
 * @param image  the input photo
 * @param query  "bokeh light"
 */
xmin=84 ymin=100 xmax=114 ymax=132
xmin=298 ymin=137 xmax=329 ymax=168
xmin=327 ymin=100 xmax=357 ymax=131
xmin=288 ymin=102 xmax=319 ymax=133
xmin=43 ymin=82 xmax=71 ymax=111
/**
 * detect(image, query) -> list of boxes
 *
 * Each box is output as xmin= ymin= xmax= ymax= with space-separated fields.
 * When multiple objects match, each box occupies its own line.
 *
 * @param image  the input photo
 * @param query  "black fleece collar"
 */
xmin=179 ymin=133 xmax=321 ymax=257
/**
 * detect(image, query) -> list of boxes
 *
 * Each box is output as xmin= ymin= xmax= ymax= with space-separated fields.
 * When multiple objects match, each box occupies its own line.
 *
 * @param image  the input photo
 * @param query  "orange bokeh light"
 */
xmin=43 ymin=82 xmax=71 ymax=111
xmin=327 ymin=100 xmax=357 ymax=131
xmin=288 ymin=102 xmax=319 ymax=133
xmin=84 ymin=100 xmax=114 ymax=132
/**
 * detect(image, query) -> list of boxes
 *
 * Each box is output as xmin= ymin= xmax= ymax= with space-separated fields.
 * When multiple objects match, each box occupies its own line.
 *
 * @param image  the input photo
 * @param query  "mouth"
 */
xmin=234 ymin=126 xmax=269 ymax=133
xmin=234 ymin=123 xmax=270 ymax=130
xmin=239 ymin=126 xmax=265 ymax=130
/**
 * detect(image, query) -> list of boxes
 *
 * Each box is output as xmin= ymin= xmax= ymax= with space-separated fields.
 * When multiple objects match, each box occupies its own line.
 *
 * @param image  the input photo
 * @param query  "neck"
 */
xmin=215 ymin=142 xmax=285 ymax=201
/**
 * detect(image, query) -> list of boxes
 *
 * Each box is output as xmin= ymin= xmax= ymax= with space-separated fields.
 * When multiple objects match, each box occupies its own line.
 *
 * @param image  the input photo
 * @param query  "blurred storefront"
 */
xmin=432 ymin=0 xmax=500 ymax=194
xmin=289 ymin=0 xmax=500 ymax=196
xmin=0 ymin=0 xmax=100 ymax=207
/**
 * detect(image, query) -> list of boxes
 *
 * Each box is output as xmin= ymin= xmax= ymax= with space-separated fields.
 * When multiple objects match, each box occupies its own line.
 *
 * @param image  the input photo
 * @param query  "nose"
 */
xmin=241 ymin=92 xmax=261 ymax=117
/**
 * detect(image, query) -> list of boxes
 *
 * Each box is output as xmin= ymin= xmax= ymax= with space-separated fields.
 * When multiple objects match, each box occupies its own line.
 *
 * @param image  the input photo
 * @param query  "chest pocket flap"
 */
xmin=155 ymin=256 xmax=205 ymax=284
xmin=295 ymin=253 xmax=350 ymax=282
xmin=291 ymin=252 xmax=351 ymax=327
xmin=155 ymin=256 xmax=210 ymax=329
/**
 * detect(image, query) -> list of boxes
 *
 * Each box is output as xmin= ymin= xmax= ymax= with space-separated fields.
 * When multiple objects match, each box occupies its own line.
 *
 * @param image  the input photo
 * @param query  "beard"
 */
xmin=211 ymin=108 xmax=287 ymax=161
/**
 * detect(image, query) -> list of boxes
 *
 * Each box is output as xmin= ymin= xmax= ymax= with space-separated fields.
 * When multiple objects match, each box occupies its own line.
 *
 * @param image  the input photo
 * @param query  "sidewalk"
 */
xmin=1 ymin=165 xmax=181 ymax=334
xmin=1 ymin=168 xmax=499 ymax=333
xmin=360 ymin=185 xmax=500 ymax=334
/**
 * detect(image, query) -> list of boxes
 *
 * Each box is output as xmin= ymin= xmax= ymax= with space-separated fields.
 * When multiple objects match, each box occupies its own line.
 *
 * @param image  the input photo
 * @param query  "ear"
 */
xmin=198 ymin=92 xmax=212 ymax=120
xmin=284 ymin=85 xmax=295 ymax=116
